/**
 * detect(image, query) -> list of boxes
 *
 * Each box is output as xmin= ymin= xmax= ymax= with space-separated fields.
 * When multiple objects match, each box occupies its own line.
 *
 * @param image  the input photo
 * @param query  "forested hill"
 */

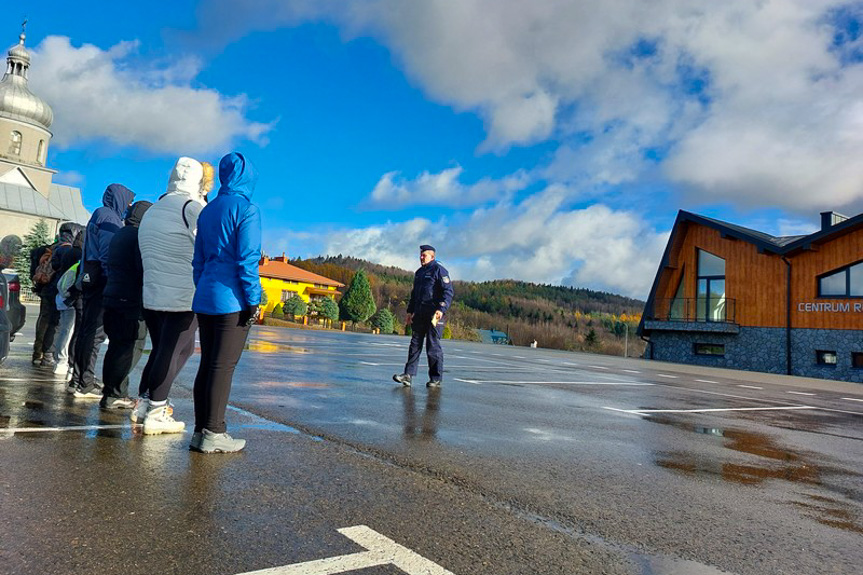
xmin=289 ymin=255 xmax=646 ymax=355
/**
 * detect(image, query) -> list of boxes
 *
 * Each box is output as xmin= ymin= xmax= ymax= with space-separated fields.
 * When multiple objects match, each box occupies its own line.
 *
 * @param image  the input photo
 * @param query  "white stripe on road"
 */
xmin=0 ymin=424 xmax=138 ymax=434
xmin=842 ymin=397 xmax=863 ymax=403
xmin=454 ymin=380 xmax=653 ymax=386
xmin=360 ymin=361 xmax=381 ymax=366
xmin=787 ymin=391 xmax=816 ymax=396
xmin=656 ymin=374 xmax=678 ymax=379
xmin=2 ymin=377 xmax=64 ymax=383
xmin=235 ymin=525 xmax=455 ymax=575
xmin=454 ymin=378 xmax=480 ymax=385
xmin=603 ymin=406 xmax=814 ymax=415
xmin=588 ymin=365 xmax=609 ymax=370
xmin=695 ymin=379 xmax=718 ymax=384
xmin=622 ymin=369 xmax=640 ymax=374
xmin=737 ymin=385 xmax=763 ymax=390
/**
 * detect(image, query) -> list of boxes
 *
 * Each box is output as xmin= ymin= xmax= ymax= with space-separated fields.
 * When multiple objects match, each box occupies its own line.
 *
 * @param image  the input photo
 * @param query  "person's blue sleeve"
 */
xmin=438 ymin=266 xmax=453 ymax=314
xmin=96 ymin=221 xmax=121 ymax=274
xmin=192 ymin=227 xmax=204 ymax=286
xmin=236 ymin=204 xmax=262 ymax=306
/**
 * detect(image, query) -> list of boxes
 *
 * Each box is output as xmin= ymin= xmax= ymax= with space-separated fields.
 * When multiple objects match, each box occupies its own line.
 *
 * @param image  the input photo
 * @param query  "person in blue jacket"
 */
xmin=393 ymin=245 xmax=454 ymax=388
xmin=190 ymin=152 xmax=261 ymax=453
xmin=70 ymin=183 xmax=135 ymax=398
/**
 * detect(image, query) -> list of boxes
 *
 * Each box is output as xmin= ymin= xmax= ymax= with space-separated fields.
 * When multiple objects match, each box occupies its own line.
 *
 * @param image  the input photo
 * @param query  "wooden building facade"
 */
xmin=639 ymin=210 xmax=863 ymax=382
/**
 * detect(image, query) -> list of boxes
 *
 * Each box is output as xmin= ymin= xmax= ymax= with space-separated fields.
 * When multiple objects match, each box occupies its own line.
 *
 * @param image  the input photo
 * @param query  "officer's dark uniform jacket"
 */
xmin=407 ymin=260 xmax=454 ymax=321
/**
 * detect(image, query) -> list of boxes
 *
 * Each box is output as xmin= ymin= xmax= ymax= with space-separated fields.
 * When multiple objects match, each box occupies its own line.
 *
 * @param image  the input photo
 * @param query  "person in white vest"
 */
xmin=133 ymin=157 xmax=214 ymax=435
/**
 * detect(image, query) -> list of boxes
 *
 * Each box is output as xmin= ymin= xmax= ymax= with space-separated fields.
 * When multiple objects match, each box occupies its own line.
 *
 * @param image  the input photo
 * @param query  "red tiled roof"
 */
xmin=259 ymin=256 xmax=344 ymax=287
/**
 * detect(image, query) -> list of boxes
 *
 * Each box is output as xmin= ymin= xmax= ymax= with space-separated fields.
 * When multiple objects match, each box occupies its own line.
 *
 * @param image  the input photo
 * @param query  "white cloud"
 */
xmin=196 ymin=0 xmax=863 ymax=211
xmin=29 ymin=36 xmax=273 ymax=154
xmin=368 ymin=166 xmax=531 ymax=209
xmin=320 ymin=188 xmax=666 ymax=299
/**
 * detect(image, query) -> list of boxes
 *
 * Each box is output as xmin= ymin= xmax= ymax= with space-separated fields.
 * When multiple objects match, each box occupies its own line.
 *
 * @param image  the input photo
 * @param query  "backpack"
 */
xmin=32 ymin=247 xmax=54 ymax=286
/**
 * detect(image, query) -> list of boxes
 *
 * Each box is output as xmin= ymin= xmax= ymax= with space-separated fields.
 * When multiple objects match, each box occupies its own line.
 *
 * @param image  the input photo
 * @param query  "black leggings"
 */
xmin=139 ymin=310 xmax=197 ymax=401
xmin=193 ymin=312 xmax=251 ymax=433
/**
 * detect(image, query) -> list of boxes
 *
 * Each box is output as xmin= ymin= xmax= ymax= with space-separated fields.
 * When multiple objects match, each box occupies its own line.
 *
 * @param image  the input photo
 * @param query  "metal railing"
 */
xmin=647 ymin=297 xmax=736 ymax=324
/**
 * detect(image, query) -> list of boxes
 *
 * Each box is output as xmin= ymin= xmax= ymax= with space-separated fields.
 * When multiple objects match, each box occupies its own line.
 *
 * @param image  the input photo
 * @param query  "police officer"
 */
xmin=393 ymin=245 xmax=454 ymax=388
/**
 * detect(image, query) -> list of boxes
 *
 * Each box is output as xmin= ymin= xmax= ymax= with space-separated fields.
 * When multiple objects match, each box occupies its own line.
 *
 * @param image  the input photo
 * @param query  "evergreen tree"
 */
xmin=320 ymin=297 xmax=339 ymax=322
xmin=272 ymin=303 xmax=284 ymax=318
xmin=585 ymin=328 xmax=599 ymax=347
xmin=282 ymin=294 xmax=308 ymax=318
xmin=442 ymin=324 xmax=453 ymax=339
xmin=14 ymin=219 xmax=51 ymax=291
xmin=371 ymin=308 xmax=395 ymax=334
xmin=339 ymin=269 xmax=376 ymax=324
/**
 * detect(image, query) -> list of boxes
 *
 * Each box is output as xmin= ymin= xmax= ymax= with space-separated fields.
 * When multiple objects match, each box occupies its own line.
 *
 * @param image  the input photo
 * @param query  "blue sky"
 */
xmin=7 ymin=1 xmax=863 ymax=298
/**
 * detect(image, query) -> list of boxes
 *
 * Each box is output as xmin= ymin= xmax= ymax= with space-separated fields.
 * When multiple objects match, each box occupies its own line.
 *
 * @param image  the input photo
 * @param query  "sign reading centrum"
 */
xmin=235 ymin=525 xmax=456 ymax=575
xmin=798 ymin=302 xmax=863 ymax=313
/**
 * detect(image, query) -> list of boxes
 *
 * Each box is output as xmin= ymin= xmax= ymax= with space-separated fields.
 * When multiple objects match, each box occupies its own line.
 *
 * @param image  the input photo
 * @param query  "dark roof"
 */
xmin=0 ymin=181 xmax=90 ymax=224
xmin=678 ymin=211 xmax=804 ymax=254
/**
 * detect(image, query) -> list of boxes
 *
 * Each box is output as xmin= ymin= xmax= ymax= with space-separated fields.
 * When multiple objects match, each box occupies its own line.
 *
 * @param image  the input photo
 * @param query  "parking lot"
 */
xmin=1 ymin=310 xmax=862 ymax=575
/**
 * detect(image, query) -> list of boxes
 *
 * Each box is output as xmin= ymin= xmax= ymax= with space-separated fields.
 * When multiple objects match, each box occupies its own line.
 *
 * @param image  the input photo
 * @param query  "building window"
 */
xmin=696 ymin=249 xmax=726 ymax=322
xmin=9 ymin=131 xmax=22 ymax=155
xmin=816 ymin=350 xmax=837 ymax=366
xmin=694 ymin=343 xmax=725 ymax=356
xmin=281 ymin=289 xmax=296 ymax=302
xmin=818 ymin=261 xmax=863 ymax=297
xmin=668 ymin=272 xmax=685 ymax=320
xmin=852 ymin=353 xmax=863 ymax=369
xmin=37 ymin=139 xmax=45 ymax=164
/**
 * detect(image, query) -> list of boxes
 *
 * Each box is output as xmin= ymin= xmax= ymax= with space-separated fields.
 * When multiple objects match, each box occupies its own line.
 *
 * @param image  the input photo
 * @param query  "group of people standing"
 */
xmin=27 ymin=152 xmax=262 ymax=454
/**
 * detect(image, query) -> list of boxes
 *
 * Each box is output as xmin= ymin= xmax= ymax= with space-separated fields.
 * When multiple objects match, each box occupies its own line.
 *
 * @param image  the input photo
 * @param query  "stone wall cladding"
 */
xmin=650 ymin=326 xmax=863 ymax=382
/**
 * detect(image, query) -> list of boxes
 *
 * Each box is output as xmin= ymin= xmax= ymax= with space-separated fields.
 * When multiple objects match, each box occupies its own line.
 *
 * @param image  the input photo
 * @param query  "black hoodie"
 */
xmin=103 ymin=201 xmax=153 ymax=312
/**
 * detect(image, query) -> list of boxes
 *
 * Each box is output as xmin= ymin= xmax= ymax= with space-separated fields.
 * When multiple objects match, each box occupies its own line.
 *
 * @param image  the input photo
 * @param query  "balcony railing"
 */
xmin=648 ymin=297 xmax=736 ymax=324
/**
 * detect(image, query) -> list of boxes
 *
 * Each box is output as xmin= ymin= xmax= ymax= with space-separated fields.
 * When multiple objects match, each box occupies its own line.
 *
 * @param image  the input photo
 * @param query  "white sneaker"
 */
xmin=130 ymin=397 xmax=149 ymax=424
xmin=142 ymin=403 xmax=185 ymax=435
xmin=52 ymin=363 xmax=69 ymax=376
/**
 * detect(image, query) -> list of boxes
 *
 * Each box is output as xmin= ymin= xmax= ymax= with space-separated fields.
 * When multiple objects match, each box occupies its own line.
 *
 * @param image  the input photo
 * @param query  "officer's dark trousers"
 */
xmin=102 ymin=308 xmax=146 ymax=399
xmin=139 ymin=310 xmax=197 ymax=402
xmin=404 ymin=316 xmax=444 ymax=381
xmin=73 ymin=288 xmax=106 ymax=391
xmin=193 ymin=312 xmax=251 ymax=434
xmin=33 ymin=293 xmax=57 ymax=359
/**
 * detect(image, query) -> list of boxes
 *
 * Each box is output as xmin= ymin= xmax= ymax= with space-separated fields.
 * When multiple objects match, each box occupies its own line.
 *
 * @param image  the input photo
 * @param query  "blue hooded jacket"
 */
xmin=192 ymin=153 xmax=262 ymax=314
xmin=83 ymin=183 xmax=136 ymax=275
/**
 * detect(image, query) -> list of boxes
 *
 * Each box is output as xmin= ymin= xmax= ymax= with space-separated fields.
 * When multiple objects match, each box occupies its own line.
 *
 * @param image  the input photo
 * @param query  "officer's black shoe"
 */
xmin=393 ymin=373 xmax=412 ymax=386
xmin=426 ymin=380 xmax=442 ymax=388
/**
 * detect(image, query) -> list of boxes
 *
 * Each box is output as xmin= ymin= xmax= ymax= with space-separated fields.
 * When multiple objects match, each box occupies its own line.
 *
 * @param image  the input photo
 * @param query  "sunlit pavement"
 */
xmin=1 ymin=304 xmax=862 ymax=575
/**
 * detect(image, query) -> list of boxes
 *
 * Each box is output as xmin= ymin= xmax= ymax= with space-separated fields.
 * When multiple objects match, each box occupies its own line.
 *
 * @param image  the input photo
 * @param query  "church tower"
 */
xmin=0 ymin=25 xmax=56 ymax=196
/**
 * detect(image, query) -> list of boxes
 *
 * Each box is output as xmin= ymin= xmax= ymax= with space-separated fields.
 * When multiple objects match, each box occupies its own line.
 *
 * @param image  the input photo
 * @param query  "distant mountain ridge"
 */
xmin=288 ymin=255 xmax=646 ymax=356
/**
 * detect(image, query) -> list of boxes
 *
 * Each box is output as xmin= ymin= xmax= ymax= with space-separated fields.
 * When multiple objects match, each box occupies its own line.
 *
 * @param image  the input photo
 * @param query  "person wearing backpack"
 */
xmin=70 ymin=183 xmax=136 ymax=399
xmin=30 ymin=241 xmax=57 ymax=365
xmin=100 ymin=201 xmax=153 ymax=409
xmin=47 ymin=223 xmax=84 ymax=377
xmin=133 ymin=158 xmax=212 ymax=433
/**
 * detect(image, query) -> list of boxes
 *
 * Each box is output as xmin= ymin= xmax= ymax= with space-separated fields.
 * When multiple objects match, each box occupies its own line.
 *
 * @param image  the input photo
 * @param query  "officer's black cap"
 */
xmin=419 ymin=244 xmax=435 ymax=253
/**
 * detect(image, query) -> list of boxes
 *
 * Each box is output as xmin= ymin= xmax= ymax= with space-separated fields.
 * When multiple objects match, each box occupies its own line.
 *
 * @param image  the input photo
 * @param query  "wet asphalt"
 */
xmin=1 ymin=306 xmax=862 ymax=575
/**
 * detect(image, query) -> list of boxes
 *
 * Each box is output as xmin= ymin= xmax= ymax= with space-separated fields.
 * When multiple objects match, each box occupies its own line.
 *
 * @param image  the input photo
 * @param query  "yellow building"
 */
xmin=258 ymin=255 xmax=344 ymax=314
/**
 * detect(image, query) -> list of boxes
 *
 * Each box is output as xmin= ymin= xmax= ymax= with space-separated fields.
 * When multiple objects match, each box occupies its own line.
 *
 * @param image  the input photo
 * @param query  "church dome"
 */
xmin=0 ymin=33 xmax=53 ymax=130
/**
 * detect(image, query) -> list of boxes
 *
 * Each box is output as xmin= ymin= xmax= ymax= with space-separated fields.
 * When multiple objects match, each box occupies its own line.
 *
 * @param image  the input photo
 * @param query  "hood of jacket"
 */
xmin=57 ymin=222 xmax=84 ymax=244
xmin=124 ymin=200 xmax=153 ymax=227
xmin=217 ymin=152 xmax=257 ymax=200
xmin=166 ymin=157 xmax=206 ymax=205
xmin=102 ymin=184 xmax=136 ymax=219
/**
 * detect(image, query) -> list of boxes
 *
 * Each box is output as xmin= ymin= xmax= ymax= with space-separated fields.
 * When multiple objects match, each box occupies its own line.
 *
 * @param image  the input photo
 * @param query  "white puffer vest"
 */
xmin=139 ymin=157 xmax=206 ymax=312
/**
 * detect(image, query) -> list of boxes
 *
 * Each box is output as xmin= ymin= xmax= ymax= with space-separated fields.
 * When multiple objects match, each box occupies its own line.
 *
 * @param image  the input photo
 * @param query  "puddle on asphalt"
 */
xmin=244 ymin=339 xmax=310 ymax=354
xmin=647 ymin=416 xmax=863 ymax=535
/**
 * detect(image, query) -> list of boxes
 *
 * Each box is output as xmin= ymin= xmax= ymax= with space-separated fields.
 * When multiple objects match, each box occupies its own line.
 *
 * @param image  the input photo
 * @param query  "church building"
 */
xmin=0 ymin=27 xmax=89 ymax=249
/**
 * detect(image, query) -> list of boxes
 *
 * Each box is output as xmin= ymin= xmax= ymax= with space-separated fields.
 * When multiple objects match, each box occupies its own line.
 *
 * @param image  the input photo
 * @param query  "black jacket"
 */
xmin=407 ymin=259 xmax=454 ymax=319
xmin=103 ymin=201 xmax=152 ymax=312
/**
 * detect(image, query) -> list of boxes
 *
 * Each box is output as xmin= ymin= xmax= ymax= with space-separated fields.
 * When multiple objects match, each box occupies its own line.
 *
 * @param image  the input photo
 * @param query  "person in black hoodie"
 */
xmin=47 ymin=222 xmax=84 ymax=377
xmin=100 ymin=201 xmax=152 ymax=409
xmin=71 ymin=183 xmax=136 ymax=399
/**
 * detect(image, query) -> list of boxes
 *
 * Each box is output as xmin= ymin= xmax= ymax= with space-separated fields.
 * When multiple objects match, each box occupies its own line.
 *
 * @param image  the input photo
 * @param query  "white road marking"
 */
xmin=455 ymin=380 xmax=653 ymax=386
xmin=656 ymin=374 xmax=678 ymax=379
xmin=588 ymin=365 xmax=609 ymax=370
xmin=603 ymin=406 xmax=815 ymax=415
xmin=2 ymin=377 xmax=63 ymax=383
xmin=360 ymin=361 xmax=381 ymax=366
xmin=622 ymin=369 xmax=640 ymax=374
xmin=787 ymin=391 xmax=816 ymax=396
xmin=235 ymin=525 xmax=455 ymax=575
xmin=695 ymin=379 xmax=718 ymax=384
xmin=512 ymin=355 xmax=525 ymax=359
xmin=0 ymin=424 xmax=138 ymax=434
xmin=737 ymin=385 xmax=763 ymax=390
xmin=454 ymin=378 xmax=480 ymax=385
xmin=842 ymin=397 xmax=863 ymax=403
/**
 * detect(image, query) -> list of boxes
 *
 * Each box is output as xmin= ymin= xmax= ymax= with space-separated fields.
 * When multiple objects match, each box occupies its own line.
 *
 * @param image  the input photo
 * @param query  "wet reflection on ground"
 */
xmin=398 ymin=387 xmax=441 ymax=441
xmin=648 ymin=415 xmax=863 ymax=535
xmin=244 ymin=339 xmax=310 ymax=354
